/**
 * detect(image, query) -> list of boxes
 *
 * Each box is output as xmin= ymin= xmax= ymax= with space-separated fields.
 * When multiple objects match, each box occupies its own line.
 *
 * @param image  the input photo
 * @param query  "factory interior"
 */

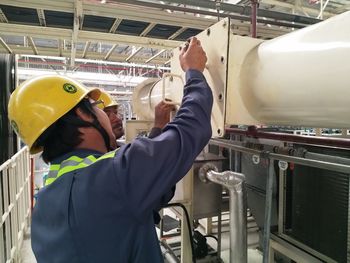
xmin=1 ymin=0 xmax=350 ymax=262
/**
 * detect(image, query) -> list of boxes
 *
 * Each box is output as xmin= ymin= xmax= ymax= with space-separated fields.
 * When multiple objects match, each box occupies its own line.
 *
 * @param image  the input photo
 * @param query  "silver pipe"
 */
xmin=294 ymin=148 xmax=350 ymax=166
xmin=217 ymin=209 xmax=222 ymax=258
xmin=269 ymin=153 xmax=350 ymax=174
xmin=210 ymin=139 xmax=350 ymax=174
xmin=210 ymin=138 xmax=261 ymax=155
xmin=262 ymin=159 xmax=274 ymax=263
xmin=202 ymin=166 xmax=247 ymax=263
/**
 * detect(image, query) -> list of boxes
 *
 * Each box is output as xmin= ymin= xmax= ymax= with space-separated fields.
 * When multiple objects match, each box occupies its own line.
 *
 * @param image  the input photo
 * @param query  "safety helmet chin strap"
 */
xmin=62 ymin=114 xmax=113 ymax=152
xmin=90 ymin=119 xmax=113 ymax=151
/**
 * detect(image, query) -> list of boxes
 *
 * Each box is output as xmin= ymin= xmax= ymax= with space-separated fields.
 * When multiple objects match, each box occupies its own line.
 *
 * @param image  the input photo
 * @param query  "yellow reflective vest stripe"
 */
xmin=44 ymin=149 xmax=118 ymax=186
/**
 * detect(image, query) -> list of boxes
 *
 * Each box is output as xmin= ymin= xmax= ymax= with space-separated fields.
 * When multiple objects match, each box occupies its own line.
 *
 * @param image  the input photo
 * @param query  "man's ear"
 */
xmin=75 ymin=107 xmax=93 ymax=122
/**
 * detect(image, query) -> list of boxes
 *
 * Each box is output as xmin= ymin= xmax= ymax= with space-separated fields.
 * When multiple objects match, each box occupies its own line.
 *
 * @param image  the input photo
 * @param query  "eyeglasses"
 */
xmin=91 ymin=100 xmax=105 ymax=108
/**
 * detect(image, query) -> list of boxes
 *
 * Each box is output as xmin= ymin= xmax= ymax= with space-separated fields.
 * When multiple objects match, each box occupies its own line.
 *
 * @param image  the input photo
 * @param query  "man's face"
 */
xmin=104 ymin=106 xmax=124 ymax=140
xmin=89 ymin=99 xmax=117 ymax=150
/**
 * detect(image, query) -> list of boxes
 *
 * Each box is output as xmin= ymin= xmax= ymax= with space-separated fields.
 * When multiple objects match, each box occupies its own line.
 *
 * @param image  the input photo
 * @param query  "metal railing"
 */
xmin=0 ymin=147 xmax=31 ymax=263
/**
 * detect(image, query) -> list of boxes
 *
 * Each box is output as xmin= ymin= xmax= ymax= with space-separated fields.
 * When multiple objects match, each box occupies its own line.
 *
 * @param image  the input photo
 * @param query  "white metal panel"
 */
xmin=170 ymin=18 xmax=229 ymax=137
xmin=226 ymin=35 xmax=263 ymax=126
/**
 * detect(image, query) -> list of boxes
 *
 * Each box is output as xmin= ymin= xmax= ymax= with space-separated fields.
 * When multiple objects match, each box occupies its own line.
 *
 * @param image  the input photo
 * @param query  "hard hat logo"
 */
xmin=63 ymin=83 xmax=77 ymax=94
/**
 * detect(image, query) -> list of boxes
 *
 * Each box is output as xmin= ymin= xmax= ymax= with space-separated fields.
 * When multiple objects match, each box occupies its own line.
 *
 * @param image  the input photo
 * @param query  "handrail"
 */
xmin=0 ymin=147 xmax=31 ymax=263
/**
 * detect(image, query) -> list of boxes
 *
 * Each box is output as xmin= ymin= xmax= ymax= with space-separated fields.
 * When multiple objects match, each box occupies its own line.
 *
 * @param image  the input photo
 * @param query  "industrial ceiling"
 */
xmin=0 ymin=0 xmax=349 ymax=91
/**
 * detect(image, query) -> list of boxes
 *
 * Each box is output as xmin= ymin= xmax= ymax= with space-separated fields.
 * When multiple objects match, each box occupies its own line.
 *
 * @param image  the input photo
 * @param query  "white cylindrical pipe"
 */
xmin=132 ymin=75 xmax=183 ymax=120
xmin=240 ymin=11 xmax=350 ymax=128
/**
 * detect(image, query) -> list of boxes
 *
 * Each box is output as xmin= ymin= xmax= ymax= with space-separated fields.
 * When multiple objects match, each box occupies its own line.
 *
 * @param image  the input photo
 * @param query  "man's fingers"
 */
xmin=188 ymin=37 xmax=201 ymax=48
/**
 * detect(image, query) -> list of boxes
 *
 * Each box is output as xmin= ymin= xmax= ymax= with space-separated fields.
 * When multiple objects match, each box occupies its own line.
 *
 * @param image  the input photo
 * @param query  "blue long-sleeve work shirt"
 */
xmin=31 ymin=69 xmax=213 ymax=263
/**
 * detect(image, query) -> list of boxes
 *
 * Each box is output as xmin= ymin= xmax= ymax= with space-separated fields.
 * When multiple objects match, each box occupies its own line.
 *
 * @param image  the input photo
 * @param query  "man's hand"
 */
xmin=154 ymin=100 xmax=176 ymax=129
xmin=179 ymin=37 xmax=207 ymax=72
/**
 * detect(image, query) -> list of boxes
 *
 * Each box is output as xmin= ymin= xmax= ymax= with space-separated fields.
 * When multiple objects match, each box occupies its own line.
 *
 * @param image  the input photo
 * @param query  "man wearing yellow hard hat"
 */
xmin=97 ymin=89 xmax=175 ymax=145
xmin=8 ymin=37 xmax=212 ymax=263
xmin=96 ymin=90 xmax=125 ymax=141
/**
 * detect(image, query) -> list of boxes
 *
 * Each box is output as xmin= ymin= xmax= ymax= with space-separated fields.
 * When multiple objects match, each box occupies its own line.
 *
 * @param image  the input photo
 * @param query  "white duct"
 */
xmin=132 ymin=74 xmax=183 ymax=120
xmin=133 ymin=11 xmax=350 ymax=135
xmin=239 ymin=11 xmax=350 ymax=128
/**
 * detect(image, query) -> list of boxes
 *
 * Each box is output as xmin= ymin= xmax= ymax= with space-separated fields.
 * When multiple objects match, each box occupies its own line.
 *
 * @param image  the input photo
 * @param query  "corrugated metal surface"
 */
xmin=285 ymin=146 xmax=350 ymax=262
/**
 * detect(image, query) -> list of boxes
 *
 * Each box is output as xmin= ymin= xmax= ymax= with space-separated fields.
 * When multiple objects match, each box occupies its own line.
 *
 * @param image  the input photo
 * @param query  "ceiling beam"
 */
xmin=0 ymin=23 xmax=182 ymax=49
xmin=125 ymin=47 xmax=143 ymax=62
xmin=261 ymin=0 xmax=334 ymax=18
xmin=82 ymin=41 xmax=90 ymax=58
xmin=109 ymin=18 xmax=122 ymax=33
xmin=11 ymin=45 xmax=169 ymax=64
xmin=141 ymin=0 xmax=321 ymax=25
xmin=0 ymin=23 xmax=72 ymax=39
xmin=104 ymin=44 xmax=118 ymax=60
xmin=145 ymin=49 xmax=165 ymax=63
xmin=27 ymin=36 xmax=39 ymax=55
xmin=36 ymin=9 xmax=47 ymax=26
xmin=58 ymin=39 xmax=63 ymax=56
xmin=0 ymin=8 xmax=8 ymax=23
xmin=0 ymin=0 xmax=74 ymax=12
xmin=317 ymin=0 xmax=331 ymax=19
xmin=71 ymin=0 xmax=83 ymax=66
xmin=168 ymin=27 xmax=187 ymax=40
xmin=140 ymin=23 xmax=156 ymax=37
xmin=80 ymin=14 xmax=85 ymax=30
xmin=0 ymin=37 xmax=13 ymax=53
xmin=78 ymin=31 xmax=182 ymax=49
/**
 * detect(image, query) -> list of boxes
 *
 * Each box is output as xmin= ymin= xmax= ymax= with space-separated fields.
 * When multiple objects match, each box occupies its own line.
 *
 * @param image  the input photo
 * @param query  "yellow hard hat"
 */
xmin=8 ymin=75 xmax=101 ymax=154
xmin=98 ymin=90 xmax=118 ymax=109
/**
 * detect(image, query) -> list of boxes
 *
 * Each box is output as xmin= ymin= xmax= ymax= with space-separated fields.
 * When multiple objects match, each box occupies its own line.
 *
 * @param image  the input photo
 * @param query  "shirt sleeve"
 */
xmin=113 ymin=69 xmax=213 ymax=218
xmin=148 ymin=127 xmax=162 ymax=139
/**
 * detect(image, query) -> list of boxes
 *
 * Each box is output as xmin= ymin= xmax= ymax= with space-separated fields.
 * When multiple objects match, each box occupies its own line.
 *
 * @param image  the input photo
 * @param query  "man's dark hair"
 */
xmin=35 ymin=98 xmax=95 ymax=163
